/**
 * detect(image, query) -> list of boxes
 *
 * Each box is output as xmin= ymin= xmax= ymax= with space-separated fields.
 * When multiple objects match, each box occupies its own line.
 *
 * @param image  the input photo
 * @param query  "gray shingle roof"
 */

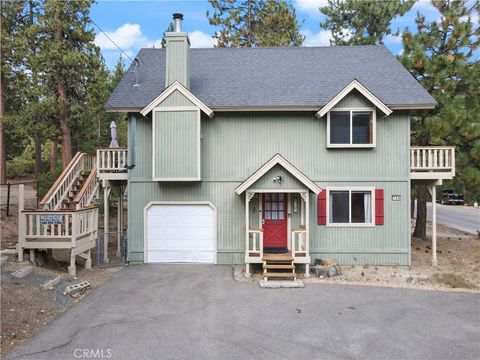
xmin=106 ymin=46 xmax=436 ymax=110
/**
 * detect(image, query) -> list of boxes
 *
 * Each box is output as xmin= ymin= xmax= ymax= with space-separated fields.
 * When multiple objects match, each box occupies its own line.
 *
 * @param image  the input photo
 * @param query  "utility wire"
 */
xmin=91 ymin=18 xmax=134 ymax=62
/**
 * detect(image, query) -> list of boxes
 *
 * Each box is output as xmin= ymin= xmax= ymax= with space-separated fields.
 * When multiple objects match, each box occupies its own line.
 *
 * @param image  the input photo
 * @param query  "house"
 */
xmin=17 ymin=14 xmax=455 ymax=278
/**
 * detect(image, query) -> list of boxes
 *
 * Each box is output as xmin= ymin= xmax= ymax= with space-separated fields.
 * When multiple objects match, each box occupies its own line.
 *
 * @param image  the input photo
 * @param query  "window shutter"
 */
xmin=318 ymin=191 xmax=327 ymax=225
xmin=375 ymin=189 xmax=384 ymax=225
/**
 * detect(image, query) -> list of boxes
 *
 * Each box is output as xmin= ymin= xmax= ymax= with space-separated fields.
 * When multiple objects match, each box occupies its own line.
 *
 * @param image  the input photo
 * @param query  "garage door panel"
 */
xmin=147 ymin=204 xmax=215 ymax=263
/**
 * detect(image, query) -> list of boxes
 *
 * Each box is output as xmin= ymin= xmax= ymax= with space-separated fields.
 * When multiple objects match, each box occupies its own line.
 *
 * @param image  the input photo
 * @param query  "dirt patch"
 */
xmin=0 ymin=255 xmax=121 ymax=356
xmin=234 ymin=221 xmax=480 ymax=292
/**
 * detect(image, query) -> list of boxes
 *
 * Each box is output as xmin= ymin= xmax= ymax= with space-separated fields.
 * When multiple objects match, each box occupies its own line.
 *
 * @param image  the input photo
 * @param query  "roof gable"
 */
xmin=316 ymin=79 xmax=392 ymax=118
xmin=235 ymin=154 xmax=321 ymax=195
xmin=140 ymin=81 xmax=214 ymax=118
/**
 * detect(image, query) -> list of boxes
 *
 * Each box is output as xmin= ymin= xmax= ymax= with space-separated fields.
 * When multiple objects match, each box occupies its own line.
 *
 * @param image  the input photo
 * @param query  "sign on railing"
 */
xmin=40 ymin=214 xmax=64 ymax=225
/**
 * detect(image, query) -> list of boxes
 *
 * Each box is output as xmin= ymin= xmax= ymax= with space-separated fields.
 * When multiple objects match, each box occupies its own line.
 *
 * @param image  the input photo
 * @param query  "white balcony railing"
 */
xmin=96 ymin=148 xmax=128 ymax=180
xmin=410 ymin=146 xmax=455 ymax=180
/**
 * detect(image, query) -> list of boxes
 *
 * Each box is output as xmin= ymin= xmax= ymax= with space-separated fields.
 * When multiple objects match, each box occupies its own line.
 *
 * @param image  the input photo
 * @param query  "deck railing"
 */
xmin=410 ymin=147 xmax=455 ymax=175
xmin=40 ymin=152 xmax=95 ymax=210
xmin=20 ymin=206 xmax=98 ymax=248
xmin=292 ymin=227 xmax=307 ymax=259
xmin=247 ymin=228 xmax=263 ymax=259
xmin=97 ymin=148 xmax=128 ymax=175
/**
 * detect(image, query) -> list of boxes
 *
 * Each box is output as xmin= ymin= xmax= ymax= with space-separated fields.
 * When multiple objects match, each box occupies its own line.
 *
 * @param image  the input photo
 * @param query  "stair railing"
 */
xmin=40 ymin=152 xmax=95 ymax=210
xmin=74 ymin=166 xmax=100 ymax=210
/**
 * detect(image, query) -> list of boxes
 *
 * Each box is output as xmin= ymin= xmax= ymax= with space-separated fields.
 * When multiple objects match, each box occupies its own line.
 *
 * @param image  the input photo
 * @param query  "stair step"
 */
xmin=263 ymin=264 xmax=295 ymax=270
xmin=264 ymin=272 xmax=296 ymax=278
xmin=263 ymin=255 xmax=293 ymax=261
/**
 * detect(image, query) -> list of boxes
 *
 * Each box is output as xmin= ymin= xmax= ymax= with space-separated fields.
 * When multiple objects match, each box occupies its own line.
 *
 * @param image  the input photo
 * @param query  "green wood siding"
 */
xmin=250 ymin=164 xmax=307 ymax=190
xmin=334 ymin=89 xmax=373 ymax=108
xmin=153 ymin=109 xmax=199 ymax=180
xmin=158 ymin=90 xmax=195 ymax=107
xmin=165 ymin=33 xmax=190 ymax=88
xmin=127 ymin=103 xmax=411 ymax=265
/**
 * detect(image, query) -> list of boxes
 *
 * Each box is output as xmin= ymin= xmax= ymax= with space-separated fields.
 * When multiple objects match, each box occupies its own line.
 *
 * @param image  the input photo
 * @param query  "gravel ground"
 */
xmin=235 ymin=222 xmax=480 ymax=293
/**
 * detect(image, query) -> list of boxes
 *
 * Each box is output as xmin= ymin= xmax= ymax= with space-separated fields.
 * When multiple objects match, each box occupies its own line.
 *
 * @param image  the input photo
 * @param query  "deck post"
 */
xmin=116 ymin=185 xmax=125 ymax=257
xmin=17 ymin=184 xmax=25 ymax=262
xmin=429 ymin=185 xmax=438 ymax=267
xmin=103 ymin=186 xmax=111 ymax=263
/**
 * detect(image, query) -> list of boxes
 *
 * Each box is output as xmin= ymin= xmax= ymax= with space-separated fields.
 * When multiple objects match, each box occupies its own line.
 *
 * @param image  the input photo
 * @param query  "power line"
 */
xmin=91 ymin=18 xmax=134 ymax=62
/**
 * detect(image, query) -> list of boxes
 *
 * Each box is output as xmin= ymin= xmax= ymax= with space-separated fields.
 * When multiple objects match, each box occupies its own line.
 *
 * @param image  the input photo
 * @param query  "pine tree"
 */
xmin=319 ymin=0 xmax=415 ymax=45
xmin=207 ymin=0 xmax=304 ymax=47
xmin=161 ymin=22 xmax=174 ymax=48
xmin=400 ymin=0 xmax=480 ymax=238
xmin=37 ymin=0 xmax=100 ymax=168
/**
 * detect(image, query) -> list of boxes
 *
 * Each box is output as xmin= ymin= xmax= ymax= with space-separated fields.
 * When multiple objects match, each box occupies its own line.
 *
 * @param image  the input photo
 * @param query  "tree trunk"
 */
xmin=413 ymin=185 xmax=427 ymax=239
xmin=50 ymin=138 xmax=58 ymax=171
xmin=34 ymin=132 xmax=42 ymax=176
xmin=54 ymin=8 xmax=72 ymax=168
xmin=0 ymin=1 xmax=6 ymax=184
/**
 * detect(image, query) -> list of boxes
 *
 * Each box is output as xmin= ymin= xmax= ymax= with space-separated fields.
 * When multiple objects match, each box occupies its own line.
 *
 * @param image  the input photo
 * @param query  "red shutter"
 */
xmin=375 ymin=189 xmax=384 ymax=225
xmin=317 ymin=191 xmax=327 ymax=225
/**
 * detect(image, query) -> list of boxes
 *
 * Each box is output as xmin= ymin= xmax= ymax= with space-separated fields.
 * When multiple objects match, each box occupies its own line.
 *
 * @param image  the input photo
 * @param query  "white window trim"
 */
xmin=326 ymin=186 xmax=376 ymax=227
xmin=327 ymin=107 xmax=376 ymax=148
xmin=152 ymin=106 xmax=201 ymax=181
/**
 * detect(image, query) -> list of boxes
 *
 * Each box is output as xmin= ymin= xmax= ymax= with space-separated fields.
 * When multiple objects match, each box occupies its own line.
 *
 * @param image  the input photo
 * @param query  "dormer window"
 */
xmin=327 ymin=108 xmax=376 ymax=148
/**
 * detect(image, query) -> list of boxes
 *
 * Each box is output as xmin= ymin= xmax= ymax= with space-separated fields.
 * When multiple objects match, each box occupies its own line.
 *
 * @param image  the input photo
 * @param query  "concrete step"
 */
xmin=264 ymin=272 xmax=296 ymax=278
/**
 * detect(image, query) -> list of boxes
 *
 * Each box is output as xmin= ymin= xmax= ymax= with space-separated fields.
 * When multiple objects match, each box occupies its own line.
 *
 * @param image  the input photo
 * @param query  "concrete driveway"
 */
xmin=6 ymin=265 xmax=480 ymax=360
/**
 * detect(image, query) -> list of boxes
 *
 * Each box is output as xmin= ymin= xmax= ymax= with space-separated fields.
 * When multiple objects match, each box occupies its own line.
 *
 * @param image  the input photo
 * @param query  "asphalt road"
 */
xmin=426 ymin=203 xmax=480 ymax=234
xmin=5 ymin=265 xmax=480 ymax=360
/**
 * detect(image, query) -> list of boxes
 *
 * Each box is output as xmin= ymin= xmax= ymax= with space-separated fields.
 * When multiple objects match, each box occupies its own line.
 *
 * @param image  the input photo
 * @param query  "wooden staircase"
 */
xmin=62 ymin=172 xmax=91 ymax=209
xmin=263 ymin=252 xmax=296 ymax=281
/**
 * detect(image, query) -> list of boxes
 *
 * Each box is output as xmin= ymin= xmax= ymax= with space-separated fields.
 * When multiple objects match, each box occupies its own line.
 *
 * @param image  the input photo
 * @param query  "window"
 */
xmin=328 ymin=188 xmax=374 ymax=225
xmin=328 ymin=109 xmax=375 ymax=147
xmin=264 ymin=193 xmax=286 ymax=220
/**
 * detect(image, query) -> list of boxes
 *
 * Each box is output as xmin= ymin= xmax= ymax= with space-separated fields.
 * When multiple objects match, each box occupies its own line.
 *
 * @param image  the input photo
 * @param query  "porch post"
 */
xmin=245 ymin=191 xmax=252 ymax=278
xmin=304 ymin=191 xmax=310 ymax=278
xmin=429 ymin=185 xmax=438 ymax=267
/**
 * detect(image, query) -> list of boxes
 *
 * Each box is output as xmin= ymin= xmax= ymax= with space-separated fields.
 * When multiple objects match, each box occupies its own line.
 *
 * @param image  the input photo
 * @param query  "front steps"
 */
xmin=263 ymin=253 xmax=296 ymax=281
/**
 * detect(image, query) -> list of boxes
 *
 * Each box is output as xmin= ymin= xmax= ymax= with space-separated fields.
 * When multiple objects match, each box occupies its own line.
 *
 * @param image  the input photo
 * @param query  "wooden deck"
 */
xmin=262 ymin=251 xmax=293 ymax=262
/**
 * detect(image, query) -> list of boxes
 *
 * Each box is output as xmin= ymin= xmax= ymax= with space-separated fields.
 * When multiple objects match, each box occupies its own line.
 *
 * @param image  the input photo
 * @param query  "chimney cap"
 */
xmin=173 ymin=13 xmax=183 ymax=20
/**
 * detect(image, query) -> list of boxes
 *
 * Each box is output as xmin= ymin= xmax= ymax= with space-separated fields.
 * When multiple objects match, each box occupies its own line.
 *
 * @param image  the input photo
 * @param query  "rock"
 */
xmin=312 ymin=266 xmax=329 ymax=278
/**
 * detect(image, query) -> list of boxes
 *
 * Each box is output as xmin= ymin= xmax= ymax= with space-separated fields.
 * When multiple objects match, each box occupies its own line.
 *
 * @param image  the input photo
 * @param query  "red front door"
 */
xmin=263 ymin=193 xmax=287 ymax=248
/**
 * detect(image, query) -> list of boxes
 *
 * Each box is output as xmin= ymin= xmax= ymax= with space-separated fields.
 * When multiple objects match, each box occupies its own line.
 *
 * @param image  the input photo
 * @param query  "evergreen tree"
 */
xmin=319 ymin=0 xmax=415 ymax=45
xmin=37 ymin=0 xmax=101 ymax=168
xmin=161 ymin=22 xmax=175 ymax=48
xmin=207 ymin=0 xmax=304 ymax=47
xmin=400 ymin=0 xmax=480 ymax=238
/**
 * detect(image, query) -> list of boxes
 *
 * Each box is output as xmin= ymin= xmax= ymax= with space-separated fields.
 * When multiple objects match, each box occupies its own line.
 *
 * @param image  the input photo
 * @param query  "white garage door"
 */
xmin=146 ymin=204 xmax=215 ymax=263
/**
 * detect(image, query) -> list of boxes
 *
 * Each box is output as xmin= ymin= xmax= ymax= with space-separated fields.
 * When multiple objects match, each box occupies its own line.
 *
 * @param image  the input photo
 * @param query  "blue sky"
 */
xmin=91 ymin=0 xmax=478 ymax=70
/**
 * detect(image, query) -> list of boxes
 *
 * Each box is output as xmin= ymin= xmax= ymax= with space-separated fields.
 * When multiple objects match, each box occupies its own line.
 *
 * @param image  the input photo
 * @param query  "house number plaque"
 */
xmin=40 ymin=215 xmax=64 ymax=225
xmin=392 ymin=195 xmax=401 ymax=201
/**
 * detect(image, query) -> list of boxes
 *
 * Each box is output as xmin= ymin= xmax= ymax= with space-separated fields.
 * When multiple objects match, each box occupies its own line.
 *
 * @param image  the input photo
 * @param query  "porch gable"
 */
xmin=234 ymin=154 xmax=321 ymax=195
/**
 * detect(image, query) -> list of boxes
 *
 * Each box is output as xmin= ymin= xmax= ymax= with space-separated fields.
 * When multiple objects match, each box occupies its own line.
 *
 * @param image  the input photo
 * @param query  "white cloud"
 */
xmin=385 ymin=33 xmax=403 ymax=45
xmin=295 ymin=0 xmax=329 ymax=12
xmin=95 ymin=23 xmax=149 ymax=51
xmin=189 ymin=31 xmax=217 ymax=48
xmin=301 ymin=29 xmax=332 ymax=46
xmin=460 ymin=13 xmax=479 ymax=24
xmin=411 ymin=0 xmax=438 ymax=12
xmin=95 ymin=23 xmax=216 ymax=54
